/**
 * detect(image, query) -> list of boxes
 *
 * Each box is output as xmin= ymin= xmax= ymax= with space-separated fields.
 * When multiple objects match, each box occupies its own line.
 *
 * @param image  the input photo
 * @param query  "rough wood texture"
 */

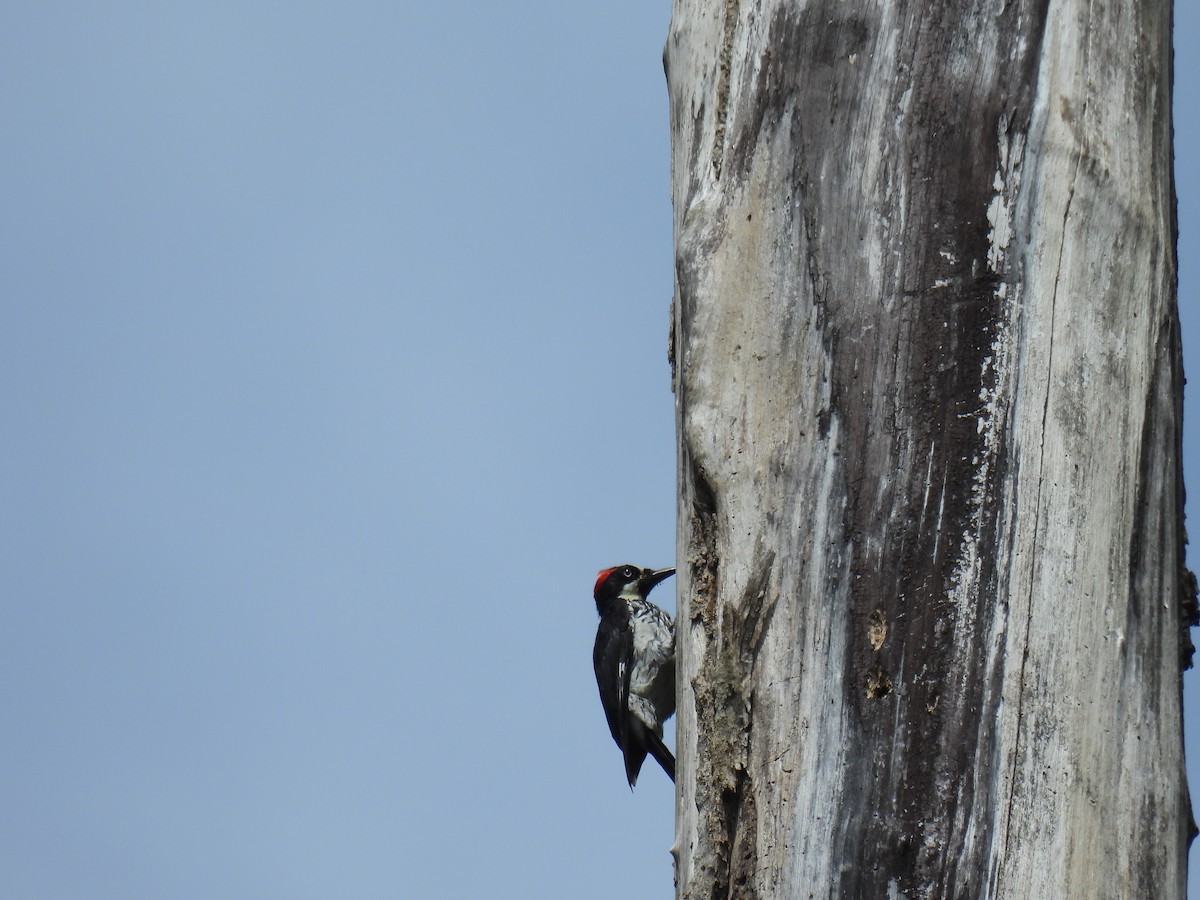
xmin=666 ymin=0 xmax=1192 ymax=896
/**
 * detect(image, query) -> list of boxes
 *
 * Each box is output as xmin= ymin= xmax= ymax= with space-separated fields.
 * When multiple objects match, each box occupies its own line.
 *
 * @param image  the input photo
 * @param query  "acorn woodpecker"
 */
xmin=592 ymin=564 xmax=677 ymax=787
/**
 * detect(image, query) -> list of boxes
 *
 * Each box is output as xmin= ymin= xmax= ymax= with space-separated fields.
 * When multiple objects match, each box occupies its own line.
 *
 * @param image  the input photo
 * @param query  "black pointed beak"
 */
xmin=639 ymin=566 xmax=676 ymax=595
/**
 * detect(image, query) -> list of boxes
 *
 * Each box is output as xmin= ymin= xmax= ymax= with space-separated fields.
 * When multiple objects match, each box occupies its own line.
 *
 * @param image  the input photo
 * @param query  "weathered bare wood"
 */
xmin=666 ymin=0 xmax=1191 ymax=896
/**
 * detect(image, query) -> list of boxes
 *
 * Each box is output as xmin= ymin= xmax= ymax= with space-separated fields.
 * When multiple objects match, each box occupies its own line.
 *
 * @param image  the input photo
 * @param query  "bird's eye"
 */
xmin=622 ymin=566 xmax=637 ymax=579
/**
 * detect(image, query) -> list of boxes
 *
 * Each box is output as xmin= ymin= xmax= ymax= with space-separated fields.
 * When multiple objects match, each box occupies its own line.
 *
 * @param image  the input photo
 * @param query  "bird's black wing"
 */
xmin=593 ymin=620 xmax=632 ymax=749
xmin=594 ymin=618 xmax=649 ymax=785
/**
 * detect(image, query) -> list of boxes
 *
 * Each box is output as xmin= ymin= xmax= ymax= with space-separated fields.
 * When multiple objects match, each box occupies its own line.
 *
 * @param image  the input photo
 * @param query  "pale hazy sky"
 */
xmin=1 ymin=5 xmax=1196 ymax=898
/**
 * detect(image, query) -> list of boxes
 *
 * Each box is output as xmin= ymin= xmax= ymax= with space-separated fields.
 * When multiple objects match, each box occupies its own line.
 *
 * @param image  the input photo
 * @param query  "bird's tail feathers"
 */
xmin=622 ymin=722 xmax=675 ymax=787
xmin=644 ymin=729 xmax=675 ymax=783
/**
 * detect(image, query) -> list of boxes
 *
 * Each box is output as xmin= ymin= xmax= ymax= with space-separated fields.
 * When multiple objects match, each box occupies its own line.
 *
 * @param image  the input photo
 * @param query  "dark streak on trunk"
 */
xmin=671 ymin=0 xmax=1188 ymax=894
xmin=722 ymin=2 xmax=1047 ymax=895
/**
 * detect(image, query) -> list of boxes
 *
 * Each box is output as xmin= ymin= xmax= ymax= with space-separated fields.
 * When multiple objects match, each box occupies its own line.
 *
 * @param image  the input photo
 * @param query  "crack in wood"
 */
xmin=711 ymin=0 xmax=739 ymax=180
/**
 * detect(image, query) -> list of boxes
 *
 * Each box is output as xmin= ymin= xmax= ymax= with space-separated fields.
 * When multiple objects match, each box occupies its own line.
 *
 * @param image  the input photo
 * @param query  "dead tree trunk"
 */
xmin=667 ymin=0 xmax=1192 ymax=897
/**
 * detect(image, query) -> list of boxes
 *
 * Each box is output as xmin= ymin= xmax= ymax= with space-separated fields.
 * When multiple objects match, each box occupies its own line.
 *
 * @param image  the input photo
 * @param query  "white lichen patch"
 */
xmin=987 ymin=182 xmax=1012 ymax=271
xmin=987 ymin=119 xmax=1026 ymax=273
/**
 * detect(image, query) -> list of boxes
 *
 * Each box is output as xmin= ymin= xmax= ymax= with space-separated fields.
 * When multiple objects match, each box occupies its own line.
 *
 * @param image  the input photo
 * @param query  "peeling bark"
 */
xmin=667 ymin=0 xmax=1192 ymax=897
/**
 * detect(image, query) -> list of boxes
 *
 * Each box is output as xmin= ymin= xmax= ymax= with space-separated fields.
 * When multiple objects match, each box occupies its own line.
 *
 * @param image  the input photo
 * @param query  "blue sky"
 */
xmin=0 ymin=4 xmax=1195 ymax=898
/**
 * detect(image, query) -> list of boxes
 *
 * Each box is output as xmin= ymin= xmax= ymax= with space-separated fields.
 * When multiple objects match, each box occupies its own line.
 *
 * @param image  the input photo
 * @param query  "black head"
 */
xmin=593 ymin=564 xmax=675 ymax=611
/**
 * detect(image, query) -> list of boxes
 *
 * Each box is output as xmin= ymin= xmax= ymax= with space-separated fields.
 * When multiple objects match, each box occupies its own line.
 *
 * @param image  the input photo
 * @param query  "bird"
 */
xmin=592 ymin=564 xmax=677 ymax=787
